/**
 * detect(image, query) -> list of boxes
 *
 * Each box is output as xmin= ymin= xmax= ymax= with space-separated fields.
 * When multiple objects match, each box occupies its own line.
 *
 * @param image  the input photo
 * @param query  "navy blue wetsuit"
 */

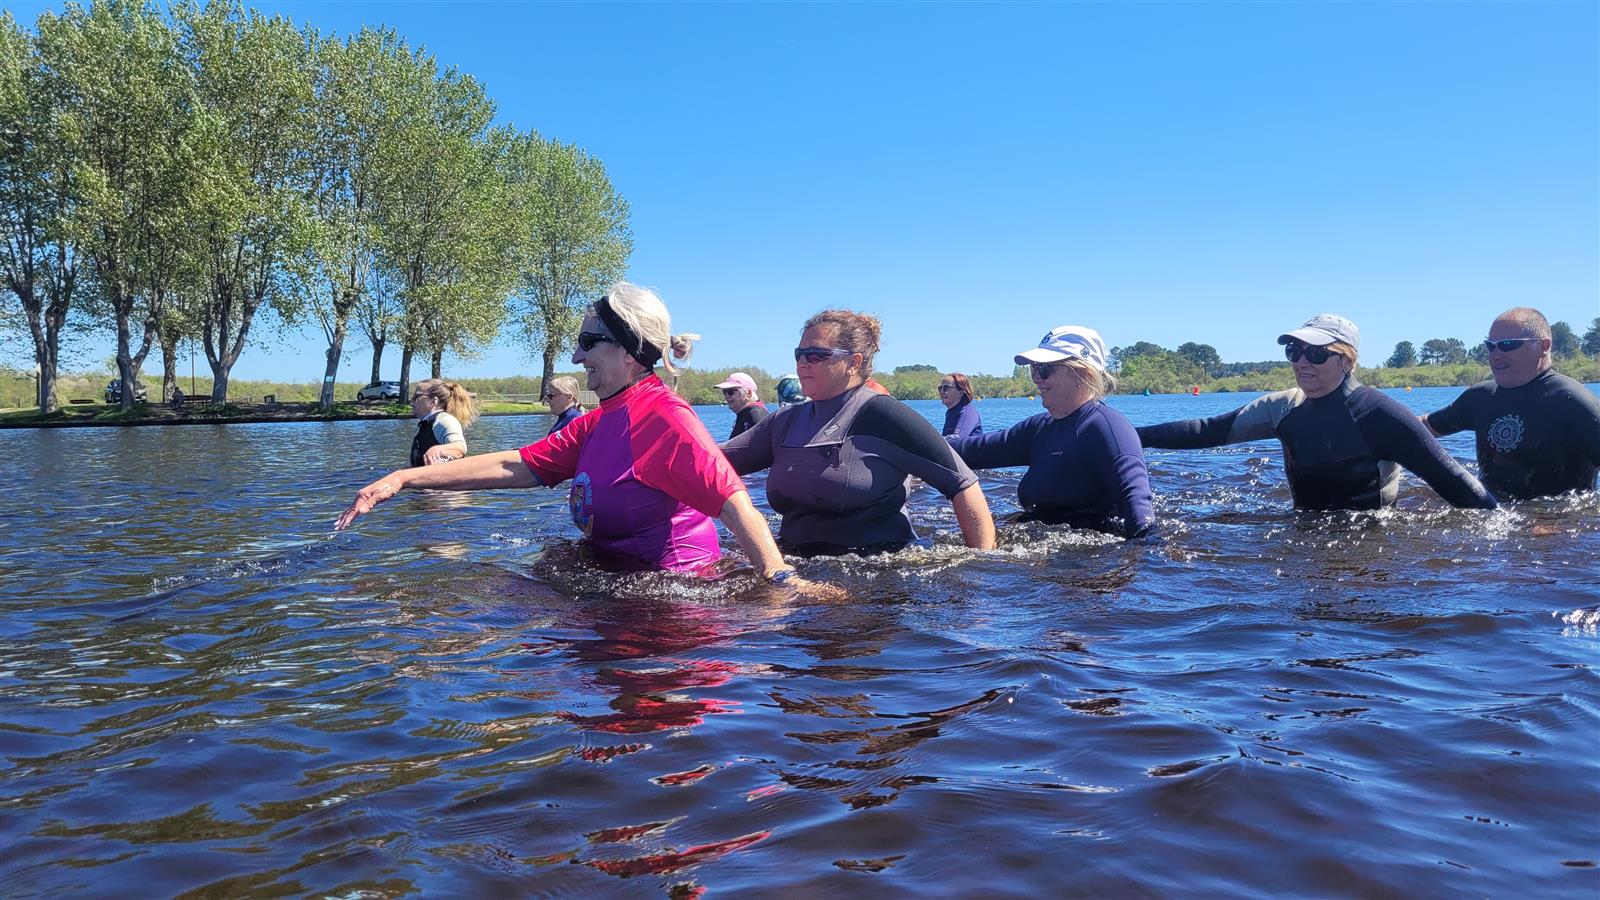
xmin=721 ymin=385 xmax=978 ymax=556
xmin=729 ymin=402 xmax=768 ymax=440
xmin=1424 ymin=370 xmax=1600 ymax=499
xmin=948 ymin=400 xmax=1153 ymax=538
xmin=1137 ymin=376 xmax=1496 ymax=510
xmin=548 ymin=405 xmax=583 ymax=437
xmin=941 ymin=401 xmax=983 ymax=439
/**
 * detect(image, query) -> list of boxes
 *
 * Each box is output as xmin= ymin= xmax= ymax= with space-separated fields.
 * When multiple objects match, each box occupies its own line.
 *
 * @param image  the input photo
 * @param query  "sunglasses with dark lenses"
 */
xmin=1483 ymin=338 xmax=1536 ymax=353
xmin=577 ymin=331 xmax=615 ymax=352
xmin=1283 ymin=342 xmax=1335 ymax=365
xmin=721 ymin=388 xmax=741 ymax=397
xmin=794 ymin=346 xmax=852 ymax=364
xmin=937 ymin=384 xmax=958 ymax=393
xmin=1030 ymin=362 xmax=1065 ymax=381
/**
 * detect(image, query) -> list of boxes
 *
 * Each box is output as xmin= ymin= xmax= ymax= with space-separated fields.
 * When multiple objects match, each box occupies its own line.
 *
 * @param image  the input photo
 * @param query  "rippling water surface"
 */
xmin=4 ymin=386 xmax=1598 ymax=897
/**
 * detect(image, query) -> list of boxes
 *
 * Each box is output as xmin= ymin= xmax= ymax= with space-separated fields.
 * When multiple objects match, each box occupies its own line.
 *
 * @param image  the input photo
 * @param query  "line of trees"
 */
xmin=0 ymin=0 xmax=628 ymax=414
xmin=1386 ymin=318 xmax=1598 ymax=368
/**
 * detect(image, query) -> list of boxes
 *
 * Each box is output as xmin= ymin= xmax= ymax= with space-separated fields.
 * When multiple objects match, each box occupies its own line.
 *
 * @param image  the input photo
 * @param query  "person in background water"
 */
xmin=1138 ymin=314 xmax=1497 ymax=511
xmin=409 ymin=379 xmax=478 ymax=466
xmin=1424 ymin=307 xmax=1600 ymax=499
xmin=545 ymin=375 xmax=584 ymax=436
xmin=938 ymin=372 xmax=983 ymax=439
xmin=716 ymin=372 xmax=768 ymax=439
xmin=720 ymin=308 xmax=996 ymax=557
xmin=339 ymin=282 xmax=831 ymax=596
xmin=774 ymin=373 xmax=806 ymax=409
xmin=947 ymin=327 xmax=1152 ymax=538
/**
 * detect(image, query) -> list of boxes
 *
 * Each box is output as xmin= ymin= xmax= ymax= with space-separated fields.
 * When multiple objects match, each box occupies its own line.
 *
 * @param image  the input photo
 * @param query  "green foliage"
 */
xmin=1385 ymin=340 xmax=1417 ymax=368
xmin=1175 ymin=342 xmax=1222 ymax=377
xmin=1550 ymin=320 xmax=1580 ymax=358
xmin=1583 ymin=318 xmax=1600 ymax=357
xmin=1420 ymin=338 xmax=1468 ymax=365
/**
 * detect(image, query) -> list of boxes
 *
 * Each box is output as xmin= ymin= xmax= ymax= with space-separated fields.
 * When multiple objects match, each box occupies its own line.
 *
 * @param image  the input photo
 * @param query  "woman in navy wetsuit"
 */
xmin=1137 ymin=314 xmax=1496 ymax=511
xmin=545 ymin=376 xmax=584 ymax=436
xmin=939 ymin=373 xmax=983 ymax=439
xmin=946 ymin=326 xmax=1153 ymax=539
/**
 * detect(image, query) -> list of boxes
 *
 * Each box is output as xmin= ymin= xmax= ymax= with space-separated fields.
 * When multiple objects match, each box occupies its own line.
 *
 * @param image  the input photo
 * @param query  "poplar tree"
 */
xmin=506 ymin=131 xmax=631 ymax=400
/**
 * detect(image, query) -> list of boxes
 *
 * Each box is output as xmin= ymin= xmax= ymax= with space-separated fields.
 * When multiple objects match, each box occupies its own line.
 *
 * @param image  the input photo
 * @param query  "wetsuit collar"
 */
xmin=598 ymin=372 xmax=659 ymax=409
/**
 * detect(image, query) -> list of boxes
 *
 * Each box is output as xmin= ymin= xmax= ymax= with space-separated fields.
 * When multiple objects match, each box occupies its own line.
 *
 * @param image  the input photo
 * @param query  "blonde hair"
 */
xmin=803 ymin=309 xmax=883 ymax=376
xmin=547 ymin=375 xmax=581 ymax=405
xmin=1327 ymin=341 xmax=1358 ymax=373
xmin=598 ymin=282 xmax=699 ymax=377
xmin=1062 ymin=358 xmax=1117 ymax=401
xmin=413 ymin=378 xmax=480 ymax=428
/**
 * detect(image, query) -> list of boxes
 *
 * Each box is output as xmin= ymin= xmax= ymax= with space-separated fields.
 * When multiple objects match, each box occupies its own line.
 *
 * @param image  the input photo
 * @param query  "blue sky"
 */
xmin=12 ymin=1 xmax=1599 ymax=380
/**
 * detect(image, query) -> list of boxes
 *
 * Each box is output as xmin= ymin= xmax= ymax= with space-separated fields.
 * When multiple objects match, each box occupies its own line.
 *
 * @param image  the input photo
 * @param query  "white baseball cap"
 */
xmin=1015 ymin=325 xmax=1110 ymax=373
xmin=1278 ymin=314 xmax=1360 ymax=354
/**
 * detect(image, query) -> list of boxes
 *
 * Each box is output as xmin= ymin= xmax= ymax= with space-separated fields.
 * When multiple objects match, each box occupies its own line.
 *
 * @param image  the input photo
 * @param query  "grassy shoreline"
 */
xmin=0 ymin=399 xmax=553 ymax=429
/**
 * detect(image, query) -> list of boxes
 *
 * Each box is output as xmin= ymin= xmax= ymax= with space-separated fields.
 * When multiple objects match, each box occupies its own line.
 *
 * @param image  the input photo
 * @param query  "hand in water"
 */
xmin=335 ymin=476 xmax=403 ymax=530
xmin=777 ymin=574 xmax=847 ymax=602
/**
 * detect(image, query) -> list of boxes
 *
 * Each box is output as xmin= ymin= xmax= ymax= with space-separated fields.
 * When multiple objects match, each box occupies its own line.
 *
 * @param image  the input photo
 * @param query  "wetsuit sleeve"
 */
xmin=1085 ymin=408 xmax=1155 ymax=538
xmin=719 ymin=407 xmax=778 ymax=475
xmin=853 ymin=395 xmax=978 ymax=498
xmin=1136 ymin=390 xmax=1292 ymax=449
xmin=519 ymin=411 xmax=596 ymax=487
xmin=1570 ymin=386 xmax=1600 ymax=465
xmin=947 ymin=415 xmax=1037 ymax=470
xmin=1422 ymin=386 xmax=1478 ymax=436
xmin=633 ymin=401 xmax=747 ymax=517
xmin=431 ymin=413 xmax=465 ymax=446
xmin=957 ymin=404 xmax=982 ymax=437
xmin=1356 ymin=392 xmax=1497 ymax=509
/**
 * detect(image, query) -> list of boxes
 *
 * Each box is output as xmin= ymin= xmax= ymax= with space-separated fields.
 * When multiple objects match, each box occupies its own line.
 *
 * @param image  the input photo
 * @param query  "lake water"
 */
xmin=3 ymin=385 xmax=1597 ymax=896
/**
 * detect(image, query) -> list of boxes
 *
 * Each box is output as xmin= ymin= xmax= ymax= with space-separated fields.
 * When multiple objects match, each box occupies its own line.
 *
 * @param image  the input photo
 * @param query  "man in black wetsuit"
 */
xmin=1424 ymin=307 xmax=1600 ymax=499
xmin=1138 ymin=314 xmax=1497 ymax=511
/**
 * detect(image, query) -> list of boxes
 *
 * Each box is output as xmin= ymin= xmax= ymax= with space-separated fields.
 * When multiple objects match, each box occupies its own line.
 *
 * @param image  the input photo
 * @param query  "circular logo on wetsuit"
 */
xmin=1486 ymin=414 xmax=1524 ymax=452
xmin=569 ymin=472 xmax=594 ymax=536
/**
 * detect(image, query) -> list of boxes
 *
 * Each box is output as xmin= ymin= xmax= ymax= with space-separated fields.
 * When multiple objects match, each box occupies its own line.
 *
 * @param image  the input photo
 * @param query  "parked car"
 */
xmin=104 ymin=379 xmax=148 ymax=404
xmin=356 ymin=380 xmax=402 ymax=402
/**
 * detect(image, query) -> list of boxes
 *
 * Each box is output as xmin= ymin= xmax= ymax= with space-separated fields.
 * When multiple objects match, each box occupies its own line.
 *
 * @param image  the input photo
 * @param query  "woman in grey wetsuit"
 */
xmin=720 ymin=309 xmax=996 ymax=557
xmin=1136 ymin=314 xmax=1496 ymax=511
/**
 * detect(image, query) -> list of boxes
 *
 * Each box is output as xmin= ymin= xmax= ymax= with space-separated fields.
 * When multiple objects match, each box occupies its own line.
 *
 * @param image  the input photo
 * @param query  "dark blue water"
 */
xmin=3 ymin=386 xmax=1597 ymax=896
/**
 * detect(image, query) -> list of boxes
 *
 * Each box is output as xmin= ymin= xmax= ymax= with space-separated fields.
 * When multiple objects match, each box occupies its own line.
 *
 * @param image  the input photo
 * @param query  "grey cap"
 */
xmin=1278 ymin=313 xmax=1359 ymax=354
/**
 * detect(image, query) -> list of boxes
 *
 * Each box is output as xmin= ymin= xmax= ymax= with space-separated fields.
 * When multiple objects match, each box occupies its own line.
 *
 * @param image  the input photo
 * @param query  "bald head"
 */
xmin=1492 ymin=307 xmax=1551 ymax=341
xmin=1486 ymin=307 xmax=1553 ymax=387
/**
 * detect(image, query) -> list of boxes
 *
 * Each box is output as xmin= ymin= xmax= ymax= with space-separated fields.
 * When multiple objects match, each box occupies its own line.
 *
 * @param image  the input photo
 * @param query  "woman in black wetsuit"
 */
xmin=1136 ymin=314 xmax=1496 ymax=511
xmin=720 ymin=309 xmax=997 ymax=556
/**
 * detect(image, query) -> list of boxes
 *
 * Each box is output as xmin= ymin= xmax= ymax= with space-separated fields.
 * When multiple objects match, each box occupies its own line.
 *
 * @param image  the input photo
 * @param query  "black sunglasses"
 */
xmin=577 ymin=331 xmax=615 ymax=352
xmin=721 ymin=387 xmax=741 ymax=397
xmin=1483 ymin=338 xmax=1536 ymax=353
xmin=1283 ymin=342 xmax=1336 ymax=365
xmin=794 ymin=346 xmax=852 ymax=364
xmin=1030 ymin=362 xmax=1067 ymax=381
xmin=937 ymin=384 xmax=958 ymax=393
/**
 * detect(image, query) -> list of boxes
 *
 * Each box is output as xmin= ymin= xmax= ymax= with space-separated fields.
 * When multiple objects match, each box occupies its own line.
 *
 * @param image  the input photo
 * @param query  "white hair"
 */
xmin=599 ymin=281 xmax=699 ymax=377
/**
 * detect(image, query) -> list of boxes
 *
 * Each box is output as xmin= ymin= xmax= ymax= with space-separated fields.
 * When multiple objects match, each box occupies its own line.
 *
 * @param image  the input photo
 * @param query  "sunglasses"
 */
xmin=577 ymin=331 xmax=615 ymax=352
xmin=409 ymin=394 xmax=424 ymax=402
xmin=1283 ymin=342 xmax=1336 ymax=365
xmin=937 ymin=384 xmax=959 ymax=393
xmin=1482 ymin=338 xmax=1536 ymax=353
xmin=794 ymin=346 xmax=853 ymax=364
xmin=721 ymin=388 xmax=741 ymax=397
xmin=1030 ymin=362 xmax=1067 ymax=381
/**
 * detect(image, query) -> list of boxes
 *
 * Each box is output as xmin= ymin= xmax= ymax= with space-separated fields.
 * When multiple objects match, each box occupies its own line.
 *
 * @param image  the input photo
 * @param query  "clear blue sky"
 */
xmin=13 ymin=1 xmax=1599 ymax=380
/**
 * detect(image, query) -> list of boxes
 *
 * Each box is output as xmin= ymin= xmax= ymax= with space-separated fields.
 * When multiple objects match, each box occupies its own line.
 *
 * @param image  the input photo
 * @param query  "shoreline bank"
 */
xmin=0 ymin=401 xmax=554 ymax=430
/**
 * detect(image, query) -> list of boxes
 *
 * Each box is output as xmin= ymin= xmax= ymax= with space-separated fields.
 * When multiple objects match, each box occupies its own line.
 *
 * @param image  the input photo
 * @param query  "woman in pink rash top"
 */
xmin=337 ymin=282 xmax=831 ymax=595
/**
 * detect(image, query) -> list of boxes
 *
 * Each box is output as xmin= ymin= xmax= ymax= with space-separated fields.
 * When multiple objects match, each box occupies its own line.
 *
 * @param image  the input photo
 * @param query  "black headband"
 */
xmin=595 ymin=295 xmax=662 ymax=368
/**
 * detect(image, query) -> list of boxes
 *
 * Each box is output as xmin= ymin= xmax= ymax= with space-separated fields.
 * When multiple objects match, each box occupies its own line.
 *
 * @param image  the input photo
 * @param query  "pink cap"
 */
xmin=714 ymin=372 xmax=757 ymax=394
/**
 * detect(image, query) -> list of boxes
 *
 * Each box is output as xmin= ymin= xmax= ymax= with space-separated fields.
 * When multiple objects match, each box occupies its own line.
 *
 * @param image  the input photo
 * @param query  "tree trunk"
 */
xmin=320 ymin=288 xmax=356 ymax=412
xmin=398 ymin=344 xmax=414 ymax=404
xmin=369 ymin=336 xmax=385 ymax=384
xmin=430 ymin=347 xmax=443 ymax=380
xmin=540 ymin=336 xmax=559 ymax=404
xmin=160 ymin=334 xmax=180 ymax=403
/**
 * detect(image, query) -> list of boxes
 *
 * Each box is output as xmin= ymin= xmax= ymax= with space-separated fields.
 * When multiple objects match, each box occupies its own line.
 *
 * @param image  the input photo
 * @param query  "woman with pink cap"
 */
xmin=946 ymin=325 xmax=1153 ymax=538
xmin=715 ymin=372 xmax=768 ymax=440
